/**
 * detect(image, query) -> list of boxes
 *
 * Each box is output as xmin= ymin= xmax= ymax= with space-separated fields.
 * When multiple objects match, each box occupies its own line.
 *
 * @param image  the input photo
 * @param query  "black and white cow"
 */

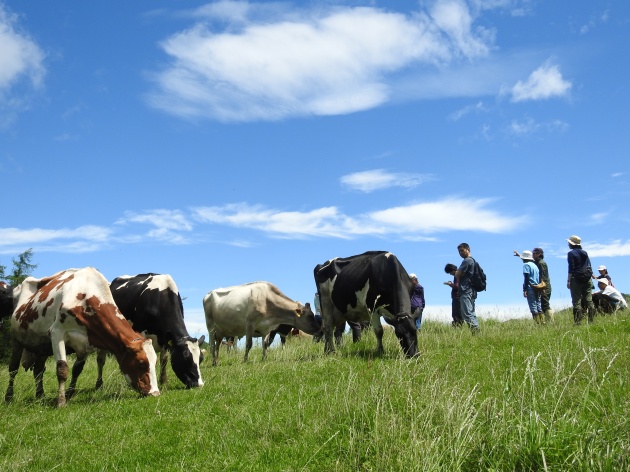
xmin=110 ymin=273 xmax=204 ymax=389
xmin=314 ymin=251 xmax=419 ymax=358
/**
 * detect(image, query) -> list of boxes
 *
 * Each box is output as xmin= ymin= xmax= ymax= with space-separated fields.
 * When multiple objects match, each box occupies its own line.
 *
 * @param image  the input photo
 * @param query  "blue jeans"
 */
xmin=414 ymin=308 xmax=423 ymax=330
xmin=459 ymin=290 xmax=479 ymax=330
xmin=526 ymin=286 xmax=542 ymax=315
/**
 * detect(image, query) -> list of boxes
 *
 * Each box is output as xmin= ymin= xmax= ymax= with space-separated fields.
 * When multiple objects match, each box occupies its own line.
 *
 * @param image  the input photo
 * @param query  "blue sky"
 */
xmin=1 ymin=1 xmax=629 ymax=339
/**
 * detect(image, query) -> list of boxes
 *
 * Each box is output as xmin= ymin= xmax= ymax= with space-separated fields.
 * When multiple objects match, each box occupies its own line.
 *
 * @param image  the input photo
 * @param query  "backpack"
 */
xmin=573 ymin=260 xmax=593 ymax=283
xmin=470 ymin=258 xmax=487 ymax=292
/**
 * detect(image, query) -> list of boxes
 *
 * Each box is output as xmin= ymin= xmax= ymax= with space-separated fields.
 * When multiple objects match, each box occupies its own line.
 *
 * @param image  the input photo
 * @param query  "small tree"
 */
xmin=1 ymin=249 xmax=38 ymax=362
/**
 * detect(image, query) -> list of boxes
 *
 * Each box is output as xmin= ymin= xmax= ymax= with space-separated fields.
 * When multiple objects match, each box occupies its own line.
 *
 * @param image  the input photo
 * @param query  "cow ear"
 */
xmin=198 ymin=335 xmax=206 ymax=345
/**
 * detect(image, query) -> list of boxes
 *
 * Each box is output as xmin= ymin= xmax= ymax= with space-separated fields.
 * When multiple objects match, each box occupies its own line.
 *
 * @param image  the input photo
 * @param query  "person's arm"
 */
xmin=523 ymin=273 xmax=529 ymax=296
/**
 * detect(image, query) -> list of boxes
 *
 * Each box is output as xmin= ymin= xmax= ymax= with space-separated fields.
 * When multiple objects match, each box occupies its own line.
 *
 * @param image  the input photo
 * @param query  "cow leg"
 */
xmin=66 ymin=355 xmax=87 ymax=400
xmin=371 ymin=312 xmax=385 ymax=356
xmin=264 ymin=331 xmax=275 ymax=349
xmin=95 ymin=350 xmax=107 ymax=389
xmin=160 ymin=350 xmax=169 ymax=385
xmin=349 ymin=321 xmax=363 ymax=343
xmin=244 ymin=333 xmax=253 ymax=362
xmin=322 ymin=317 xmax=336 ymax=354
xmin=4 ymin=341 xmax=24 ymax=403
xmin=33 ymin=355 xmax=47 ymax=399
xmin=211 ymin=333 xmax=221 ymax=366
xmin=50 ymin=331 xmax=69 ymax=408
xmin=54 ymin=360 xmax=69 ymax=408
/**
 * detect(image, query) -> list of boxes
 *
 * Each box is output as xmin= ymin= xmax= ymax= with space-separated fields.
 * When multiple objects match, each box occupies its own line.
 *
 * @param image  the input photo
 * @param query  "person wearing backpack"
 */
xmin=454 ymin=242 xmax=480 ymax=333
xmin=566 ymin=235 xmax=596 ymax=325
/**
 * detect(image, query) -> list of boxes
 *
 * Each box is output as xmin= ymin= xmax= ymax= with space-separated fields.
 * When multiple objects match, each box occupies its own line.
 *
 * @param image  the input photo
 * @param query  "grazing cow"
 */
xmin=0 ymin=282 xmax=13 ymax=319
xmin=110 ymin=273 xmax=205 ymax=389
xmin=4 ymin=267 xmax=160 ymax=407
xmin=203 ymin=281 xmax=322 ymax=365
xmin=314 ymin=251 xmax=419 ymax=358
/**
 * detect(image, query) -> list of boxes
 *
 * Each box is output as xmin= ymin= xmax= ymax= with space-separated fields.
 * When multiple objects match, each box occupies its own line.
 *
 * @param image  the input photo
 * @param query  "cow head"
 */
xmin=294 ymin=302 xmax=323 ymax=336
xmin=0 ymin=283 xmax=14 ymax=319
xmin=170 ymin=335 xmax=205 ymax=389
xmin=390 ymin=313 xmax=419 ymax=358
xmin=118 ymin=338 xmax=160 ymax=397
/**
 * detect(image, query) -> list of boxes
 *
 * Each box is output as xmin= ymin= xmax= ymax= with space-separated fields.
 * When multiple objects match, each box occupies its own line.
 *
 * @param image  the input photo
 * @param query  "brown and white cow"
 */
xmin=4 ymin=267 xmax=160 ymax=407
xmin=203 ymin=281 xmax=322 ymax=365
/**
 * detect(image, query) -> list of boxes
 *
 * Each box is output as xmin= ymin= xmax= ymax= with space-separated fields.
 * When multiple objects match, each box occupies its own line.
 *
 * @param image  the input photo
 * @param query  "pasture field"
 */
xmin=1 ymin=308 xmax=629 ymax=471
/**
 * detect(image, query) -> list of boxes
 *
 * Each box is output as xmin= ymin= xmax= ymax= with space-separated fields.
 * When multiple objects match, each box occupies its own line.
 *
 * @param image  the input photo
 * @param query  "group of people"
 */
xmin=314 ymin=236 xmax=627 ymax=339
xmin=413 ymin=243 xmax=481 ymax=332
xmin=515 ymin=235 xmax=626 ymax=325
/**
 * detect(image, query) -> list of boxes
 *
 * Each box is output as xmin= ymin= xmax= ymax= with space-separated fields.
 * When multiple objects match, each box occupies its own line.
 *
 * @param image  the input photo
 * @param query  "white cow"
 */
xmin=203 ymin=281 xmax=322 ymax=365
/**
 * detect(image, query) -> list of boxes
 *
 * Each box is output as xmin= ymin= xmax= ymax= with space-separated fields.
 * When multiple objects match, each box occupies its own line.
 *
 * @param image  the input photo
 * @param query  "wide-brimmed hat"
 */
xmin=597 ymin=278 xmax=609 ymax=286
xmin=598 ymin=265 xmax=606 ymax=271
xmin=566 ymin=235 xmax=582 ymax=245
xmin=520 ymin=250 xmax=534 ymax=261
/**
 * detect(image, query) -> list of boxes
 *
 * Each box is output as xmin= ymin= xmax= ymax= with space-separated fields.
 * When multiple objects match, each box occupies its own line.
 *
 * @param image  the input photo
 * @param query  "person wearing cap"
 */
xmin=444 ymin=263 xmax=463 ymax=327
xmin=592 ymin=278 xmax=627 ymax=313
xmin=566 ymin=235 xmax=596 ymax=325
xmin=592 ymin=265 xmax=614 ymax=287
xmin=409 ymin=273 xmax=425 ymax=330
xmin=518 ymin=250 xmax=544 ymax=324
xmin=513 ymin=248 xmax=553 ymax=322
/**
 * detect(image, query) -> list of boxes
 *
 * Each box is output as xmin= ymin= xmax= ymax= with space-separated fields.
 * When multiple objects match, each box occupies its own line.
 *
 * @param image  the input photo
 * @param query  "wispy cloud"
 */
xmin=586 ymin=240 xmax=630 ymax=258
xmin=192 ymin=197 xmax=523 ymax=238
xmin=507 ymin=116 xmax=569 ymax=136
xmin=0 ymin=4 xmax=45 ymax=101
xmin=340 ymin=169 xmax=433 ymax=193
xmin=509 ymin=61 xmax=571 ymax=102
xmin=147 ymin=1 xmax=496 ymax=122
xmin=0 ymin=196 xmax=524 ymax=253
xmin=448 ymin=101 xmax=487 ymax=121
xmin=0 ymin=226 xmax=112 ymax=254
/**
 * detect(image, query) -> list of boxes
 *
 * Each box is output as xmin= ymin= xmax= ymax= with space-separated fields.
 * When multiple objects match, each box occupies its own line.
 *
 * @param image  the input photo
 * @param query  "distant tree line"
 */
xmin=1 ymin=249 xmax=38 ymax=362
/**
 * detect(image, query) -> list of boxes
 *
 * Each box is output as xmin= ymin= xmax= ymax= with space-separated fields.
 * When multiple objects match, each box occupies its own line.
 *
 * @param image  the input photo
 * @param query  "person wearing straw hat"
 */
xmin=518 ymin=250 xmax=544 ymax=324
xmin=566 ymin=235 xmax=595 ymax=325
xmin=592 ymin=278 xmax=627 ymax=313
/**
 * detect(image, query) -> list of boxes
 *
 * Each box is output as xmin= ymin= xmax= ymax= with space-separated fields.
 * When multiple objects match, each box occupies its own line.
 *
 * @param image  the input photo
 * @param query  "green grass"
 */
xmin=1 ymin=308 xmax=629 ymax=471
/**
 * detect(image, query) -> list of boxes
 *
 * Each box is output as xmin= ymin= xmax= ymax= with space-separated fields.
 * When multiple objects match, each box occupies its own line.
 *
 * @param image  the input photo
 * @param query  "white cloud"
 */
xmin=116 ymin=209 xmax=195 ymax=244
xmin=586 ymin=240 xmax=630 ymax=258
xmin=510 ymin=61 xmax=571 ymax=102
xmin=192 ymin=197 xmax=522 ymax=238
xmin=0 ymin=4 xmax=45 ymax=97
xmin=340 ymin=169 xmax=433 ymax=193
xmin=507 ymin=116 xmax=569 ymax=136
xmin=0 ymin=225 xmax=112 ymax=254
xmin=448 ymin=100 xmax=487 ymax=121
xmin=148 ymin=1 xmax=495 ymax=121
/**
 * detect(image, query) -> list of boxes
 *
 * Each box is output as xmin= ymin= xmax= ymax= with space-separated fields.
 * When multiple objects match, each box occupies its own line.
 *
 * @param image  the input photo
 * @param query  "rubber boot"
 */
xmin=532 ymin=313 xmax=541 ymax=324
xmin=537 ymin=312 xmax=546 ymax=325
xmin=544 ymin=309 xmax=554 ymax=323
xmin=573 ymin=307 xmax=584 ymax=325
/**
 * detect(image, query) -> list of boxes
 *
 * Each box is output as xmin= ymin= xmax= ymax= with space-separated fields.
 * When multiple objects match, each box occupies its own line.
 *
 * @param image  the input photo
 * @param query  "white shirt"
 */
xmin=594 ymin=285 xmax=628 ymax=309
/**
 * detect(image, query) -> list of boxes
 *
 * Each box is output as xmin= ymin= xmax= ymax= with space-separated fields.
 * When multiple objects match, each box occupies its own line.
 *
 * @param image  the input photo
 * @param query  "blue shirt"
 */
xmin=523 ymin=261 xmax=540 ymax=291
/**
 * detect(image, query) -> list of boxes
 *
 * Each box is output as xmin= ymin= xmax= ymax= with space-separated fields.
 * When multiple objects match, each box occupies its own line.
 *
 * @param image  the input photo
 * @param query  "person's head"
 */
xmin=597 ymin=278 xmax=609 ymax=289
xmin=598 ymin=265 xmax=608 ymax=275
xmin=566 ymin=235 xmax=582 ymax=248
xmin=457 ymin=243 xmax=470 ymax=258
xmin=532 ymin=247 xmax=544 ymax=260
xmin=520 ymin=250 xmax=534 ymax=262
xmin=444 ymin=263 xmax=457 ymax=274
xmin=409 ymin=273 xmax=418 ymax=285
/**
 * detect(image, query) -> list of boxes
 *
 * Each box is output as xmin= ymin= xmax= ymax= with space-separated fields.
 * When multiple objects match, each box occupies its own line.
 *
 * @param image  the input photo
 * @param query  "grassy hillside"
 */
xmin=1 ymin=308 xmax=629 ymax=471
